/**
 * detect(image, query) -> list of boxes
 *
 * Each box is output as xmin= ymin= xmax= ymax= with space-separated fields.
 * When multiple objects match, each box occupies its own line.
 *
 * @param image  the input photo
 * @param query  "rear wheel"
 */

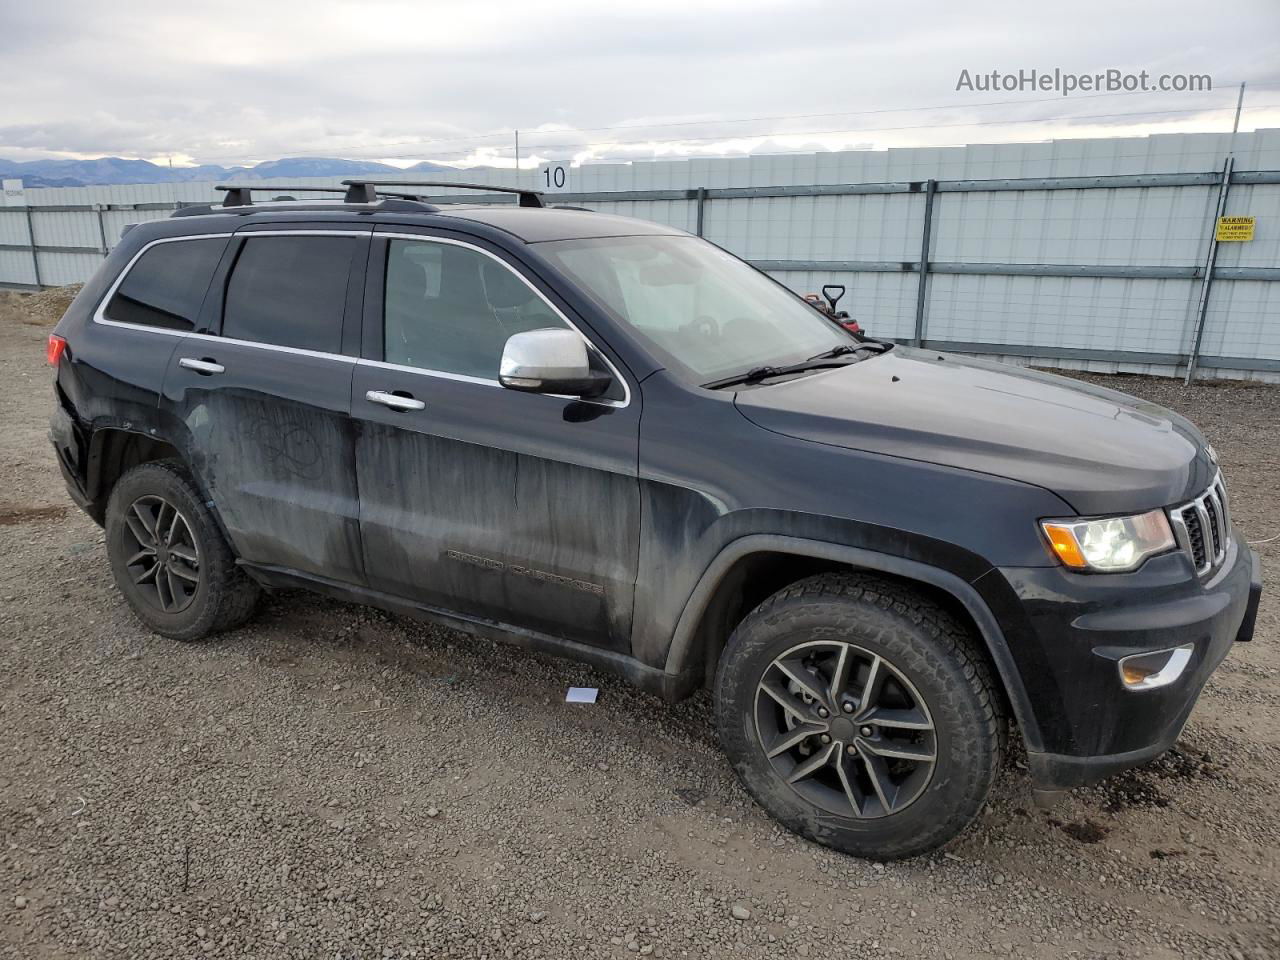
xmin=714 ymin=572 xmax=1003 ymax=860
xmin=105 ymin=460 xmax=259 ymax=640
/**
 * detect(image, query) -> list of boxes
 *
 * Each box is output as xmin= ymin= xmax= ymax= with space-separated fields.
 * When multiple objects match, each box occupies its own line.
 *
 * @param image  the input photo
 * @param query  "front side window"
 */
xmin=539 ymin=235 xmax=851 ymax=384
xmin=103 ymin=238 xmax=226 ymax=330
xmin=384 ymin=239 xmax=567 ymax=378
xmin=222 ymin=236 xmax=355 ymax=354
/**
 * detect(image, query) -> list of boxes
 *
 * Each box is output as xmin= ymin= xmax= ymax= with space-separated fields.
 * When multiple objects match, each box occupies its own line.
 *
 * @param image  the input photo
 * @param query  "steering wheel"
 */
xmin=681 ymin=314 xmax=720 ymax=343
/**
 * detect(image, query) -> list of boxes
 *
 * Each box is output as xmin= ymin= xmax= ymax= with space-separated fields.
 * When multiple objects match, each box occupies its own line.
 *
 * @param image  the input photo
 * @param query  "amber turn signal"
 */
xmin=1041 ymin=523 xmax=1088 ymax=569
xmin=1121 ymin=661 xmax=1157 ymax=685
xmin=1117 ymin=644 xmax=1195 ymax=690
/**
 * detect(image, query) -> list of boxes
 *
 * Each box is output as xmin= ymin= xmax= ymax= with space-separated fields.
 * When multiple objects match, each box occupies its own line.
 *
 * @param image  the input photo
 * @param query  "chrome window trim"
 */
xmin=91 ymin=229 xmax=633 ymax=407
xmin=185 ymin=330 xmax=355 ymax=363
xmin=228 ymin=229 xmax=367 ymax=238
xmin=378 ymin=232 xmax=632 ymax=409
xmin=356 ymin=357 xmax=493 ymax=386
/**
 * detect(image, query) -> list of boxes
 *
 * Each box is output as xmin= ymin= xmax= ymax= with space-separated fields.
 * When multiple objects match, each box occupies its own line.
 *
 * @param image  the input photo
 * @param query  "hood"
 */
xmin=734 ymin=347 xmax=1217 ymax=516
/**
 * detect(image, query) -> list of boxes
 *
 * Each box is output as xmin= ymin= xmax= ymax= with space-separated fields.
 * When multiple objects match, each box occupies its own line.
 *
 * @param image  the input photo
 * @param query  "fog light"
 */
xmin=1118 ymin=644 xmax=1195 ymax=690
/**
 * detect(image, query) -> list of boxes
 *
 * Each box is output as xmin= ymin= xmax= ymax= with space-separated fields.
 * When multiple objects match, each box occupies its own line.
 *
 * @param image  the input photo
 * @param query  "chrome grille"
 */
xmin=1169 ymin=475 xmax=1230 ymax=577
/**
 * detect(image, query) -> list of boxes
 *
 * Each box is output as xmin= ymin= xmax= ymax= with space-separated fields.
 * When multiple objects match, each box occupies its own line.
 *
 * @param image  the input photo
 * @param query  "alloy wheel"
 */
xmin=120 ymin=495 xmax=202 ymax=613
xmin=754 ymin=640 xmax=936 ymax=818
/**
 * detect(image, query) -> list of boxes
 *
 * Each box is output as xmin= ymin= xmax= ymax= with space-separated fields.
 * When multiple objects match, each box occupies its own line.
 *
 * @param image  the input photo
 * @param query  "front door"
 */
xmin=161 ymin=227 xmax=369 ymax=585
xmin=350 ymin=232 xmax=641 ymax=651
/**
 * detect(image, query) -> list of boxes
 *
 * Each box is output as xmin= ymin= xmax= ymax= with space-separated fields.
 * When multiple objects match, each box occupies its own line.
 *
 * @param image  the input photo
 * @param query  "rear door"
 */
xmin=350 ymin=230 xmax=642 ymax=651
xmin=160 ymin=226 xmax=370 ymax=585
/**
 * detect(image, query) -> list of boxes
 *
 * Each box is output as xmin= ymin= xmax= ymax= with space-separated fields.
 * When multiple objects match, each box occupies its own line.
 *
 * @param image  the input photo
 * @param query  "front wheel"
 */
xmin=714 ymin=573 xmax=1003 ymax=860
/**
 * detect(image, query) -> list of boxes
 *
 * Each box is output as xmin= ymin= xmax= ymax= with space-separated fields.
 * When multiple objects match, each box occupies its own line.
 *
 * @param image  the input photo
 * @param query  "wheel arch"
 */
xmin=663 ymin=535 xmax=1043 ymax=753
xmin=83 ymin=426 xmax=185 ymax=522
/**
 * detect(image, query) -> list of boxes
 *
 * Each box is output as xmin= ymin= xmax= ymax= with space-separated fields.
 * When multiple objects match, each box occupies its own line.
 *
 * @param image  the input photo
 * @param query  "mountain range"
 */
xmin=0 ymin=156 xmax=451 ymax=188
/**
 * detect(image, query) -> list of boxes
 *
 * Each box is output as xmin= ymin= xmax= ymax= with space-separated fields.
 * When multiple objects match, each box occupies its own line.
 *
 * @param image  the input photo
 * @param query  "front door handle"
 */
xmin=366 ymin=390 xmax=425 ymax=412
xmin=179 ymin=357 xmax=225 ymax=375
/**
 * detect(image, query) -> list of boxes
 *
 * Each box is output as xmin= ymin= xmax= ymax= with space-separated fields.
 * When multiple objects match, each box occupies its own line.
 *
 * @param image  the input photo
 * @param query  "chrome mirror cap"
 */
xmin=499 ymin=329 xmax=611 ymax=398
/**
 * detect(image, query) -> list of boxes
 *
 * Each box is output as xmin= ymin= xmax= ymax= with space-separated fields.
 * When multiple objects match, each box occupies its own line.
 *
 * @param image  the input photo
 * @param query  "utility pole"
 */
xmin=1185 ymin=83 xmax=1246 ymax=384
xmin=1227 ymin=82 xmax=1247 ymax=160
xmin=514 ymin=130 xmax=520 ymax=172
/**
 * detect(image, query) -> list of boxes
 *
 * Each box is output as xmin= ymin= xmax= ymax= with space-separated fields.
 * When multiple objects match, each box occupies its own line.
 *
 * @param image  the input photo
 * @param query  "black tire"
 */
xmin=104 ymin=460 xmax=260 ymax=641
xmin=714 ymin=572 xmax=1003 ymax=860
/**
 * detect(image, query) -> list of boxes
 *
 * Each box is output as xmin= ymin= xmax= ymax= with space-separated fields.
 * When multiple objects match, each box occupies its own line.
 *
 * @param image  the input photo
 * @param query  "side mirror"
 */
xmin=499 ymin=328 xmax=612 ymax=399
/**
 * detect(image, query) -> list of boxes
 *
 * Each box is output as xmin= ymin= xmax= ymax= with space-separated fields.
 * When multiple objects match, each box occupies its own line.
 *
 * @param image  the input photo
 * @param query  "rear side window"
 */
xmin=222 ymin=236 xmax=355 ymax=354
xmin=103 ymin=238 xmax=225 ymax=330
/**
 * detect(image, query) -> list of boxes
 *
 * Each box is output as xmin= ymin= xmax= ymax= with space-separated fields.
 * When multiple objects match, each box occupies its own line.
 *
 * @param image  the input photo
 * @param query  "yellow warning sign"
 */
xmin=1216 ymin=216 xmax=1255 ymax=242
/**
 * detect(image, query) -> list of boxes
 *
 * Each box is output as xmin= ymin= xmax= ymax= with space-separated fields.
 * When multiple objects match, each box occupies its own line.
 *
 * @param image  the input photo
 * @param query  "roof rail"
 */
xmin=342 ymin=179 xmax=545 ymax=208
xmin=214 ymin=183 xmax=380 ymax=206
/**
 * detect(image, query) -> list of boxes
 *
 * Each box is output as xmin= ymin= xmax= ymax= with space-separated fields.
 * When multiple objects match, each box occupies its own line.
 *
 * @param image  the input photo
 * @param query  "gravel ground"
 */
xmin=1 ymin=288 xmax=1277 ymax=960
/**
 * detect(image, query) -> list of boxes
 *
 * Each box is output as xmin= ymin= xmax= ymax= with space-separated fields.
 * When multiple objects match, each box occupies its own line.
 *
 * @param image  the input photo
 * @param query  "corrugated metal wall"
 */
xmin=3 ymin=129 xmax=1278 ymax=380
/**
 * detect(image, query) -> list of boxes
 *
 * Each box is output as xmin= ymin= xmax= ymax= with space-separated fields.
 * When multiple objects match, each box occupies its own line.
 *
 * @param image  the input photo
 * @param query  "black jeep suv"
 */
xmin=48 ymin=181 xmax=1262 ymax=860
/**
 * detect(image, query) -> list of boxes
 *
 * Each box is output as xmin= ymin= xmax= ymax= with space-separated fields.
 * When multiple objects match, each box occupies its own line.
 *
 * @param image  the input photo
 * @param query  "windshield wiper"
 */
xmin=704 ymin=355 xmax=860 ymax=390
xmin=807 ymin=344 xmax=860 ymax=361
xmin=807 ymin=340 xmax=891 ymax=361
xmin=705 ymin=339 xmax=894 ymax=390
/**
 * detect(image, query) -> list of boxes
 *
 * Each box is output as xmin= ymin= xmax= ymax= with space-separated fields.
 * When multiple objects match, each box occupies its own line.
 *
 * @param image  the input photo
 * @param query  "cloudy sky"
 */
xmin=4 ymin=0 xmax=1280 ymax=168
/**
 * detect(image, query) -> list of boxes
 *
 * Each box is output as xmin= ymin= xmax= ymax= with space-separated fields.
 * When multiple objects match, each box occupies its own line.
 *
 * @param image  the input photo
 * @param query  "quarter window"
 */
xmin=383 ymin=239 xmax=567 ymax=378
xmin=104 ymin=238 xmax=226 ymax=330
xmin=222 ymin=236 xmax=355 ymax=354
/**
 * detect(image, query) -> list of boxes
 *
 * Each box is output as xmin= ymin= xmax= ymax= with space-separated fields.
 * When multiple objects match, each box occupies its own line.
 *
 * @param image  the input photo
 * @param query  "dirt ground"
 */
xmin=1 ymin=287 xmax=1277 ymax=960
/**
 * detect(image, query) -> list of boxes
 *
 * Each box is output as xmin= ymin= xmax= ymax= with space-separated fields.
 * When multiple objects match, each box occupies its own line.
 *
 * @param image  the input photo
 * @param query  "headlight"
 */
xmin=1040 ymin=509 xmax=1175 ymax=572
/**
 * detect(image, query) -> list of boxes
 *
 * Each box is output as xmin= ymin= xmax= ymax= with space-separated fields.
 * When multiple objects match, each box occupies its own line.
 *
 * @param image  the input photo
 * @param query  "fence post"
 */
xmin=1185 ymin=157 xmax=1234 ymax=384
xmin=912 ymin=179 xmax=938 ymax=346
xmin=694 ymin=187 xmax=708 ymax=237
xmin=95 ymin=204 xmax=110 ymax=259
xmin=23 ymin=206 xmax=41 ymax=288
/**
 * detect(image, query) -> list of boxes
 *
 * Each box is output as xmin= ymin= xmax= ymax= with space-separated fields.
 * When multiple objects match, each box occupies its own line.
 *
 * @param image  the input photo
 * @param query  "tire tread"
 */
xmin=714 ymin=571 xmax=1004 ymax=860
xmin=105 ymin=459 xmax=259 ymax=641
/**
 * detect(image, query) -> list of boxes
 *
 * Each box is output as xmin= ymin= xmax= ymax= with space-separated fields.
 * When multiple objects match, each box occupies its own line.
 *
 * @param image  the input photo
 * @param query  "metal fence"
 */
xmin=3 ymin=130 xmax=1279 ymax=380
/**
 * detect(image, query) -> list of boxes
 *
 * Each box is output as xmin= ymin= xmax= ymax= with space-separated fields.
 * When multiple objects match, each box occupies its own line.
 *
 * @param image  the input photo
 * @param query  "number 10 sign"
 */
xmin=538 ymin=163 xmax=571 ymax=193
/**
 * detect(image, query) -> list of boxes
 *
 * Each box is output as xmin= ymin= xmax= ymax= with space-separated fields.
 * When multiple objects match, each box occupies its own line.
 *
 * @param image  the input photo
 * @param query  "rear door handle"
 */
xmin=366 ymin=390 xmax=425 ymax=412
xmin=179 ymin=357 xmax=225 ymax=375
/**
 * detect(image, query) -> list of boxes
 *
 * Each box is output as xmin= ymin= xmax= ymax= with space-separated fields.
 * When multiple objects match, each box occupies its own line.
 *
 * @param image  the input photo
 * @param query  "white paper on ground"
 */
xmin=565 ymin=687 xmax=599 ymax=704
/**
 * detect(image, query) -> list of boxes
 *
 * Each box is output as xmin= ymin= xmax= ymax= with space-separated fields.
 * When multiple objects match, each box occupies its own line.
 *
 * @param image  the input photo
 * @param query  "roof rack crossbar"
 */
xmin=214 ymin=183 xmax=380 ymax=206
xmin=341 ymin=179 xmax=545 ymax=208
xmin=367 ymin=188 xmax=438 ymax=201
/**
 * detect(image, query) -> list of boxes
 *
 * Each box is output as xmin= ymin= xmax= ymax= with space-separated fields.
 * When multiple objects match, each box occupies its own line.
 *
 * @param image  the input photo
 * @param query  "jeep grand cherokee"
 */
xmin=47 ymin=181 xmax=1262 ymax=860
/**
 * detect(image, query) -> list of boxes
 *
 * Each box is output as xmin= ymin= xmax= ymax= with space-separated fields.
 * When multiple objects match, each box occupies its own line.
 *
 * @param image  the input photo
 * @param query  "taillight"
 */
xmin=47 ymin=334 xmax=68 ymax=367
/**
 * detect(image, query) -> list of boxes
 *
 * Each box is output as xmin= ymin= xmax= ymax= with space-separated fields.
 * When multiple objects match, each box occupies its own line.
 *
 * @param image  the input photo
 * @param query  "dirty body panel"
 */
xmin=157 ymin=225 xmax=369 ymax=585
xmin=351 ymin=229 xmax=642 ymax=651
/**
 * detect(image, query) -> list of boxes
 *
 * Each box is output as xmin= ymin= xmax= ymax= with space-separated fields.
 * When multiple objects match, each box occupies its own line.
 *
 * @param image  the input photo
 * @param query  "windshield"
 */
xmin=538 ymin=235 xmax=852 ymax=383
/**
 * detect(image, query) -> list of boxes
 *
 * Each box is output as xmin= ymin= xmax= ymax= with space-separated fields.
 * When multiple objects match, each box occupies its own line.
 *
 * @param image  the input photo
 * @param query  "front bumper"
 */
xmin=990 ymin=535 xmax=1261 ymax=791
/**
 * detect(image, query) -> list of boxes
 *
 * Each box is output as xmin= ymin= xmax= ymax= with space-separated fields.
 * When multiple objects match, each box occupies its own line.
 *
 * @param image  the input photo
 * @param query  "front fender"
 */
xmin=661 ymin=533 xmax=1044 ymax=754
